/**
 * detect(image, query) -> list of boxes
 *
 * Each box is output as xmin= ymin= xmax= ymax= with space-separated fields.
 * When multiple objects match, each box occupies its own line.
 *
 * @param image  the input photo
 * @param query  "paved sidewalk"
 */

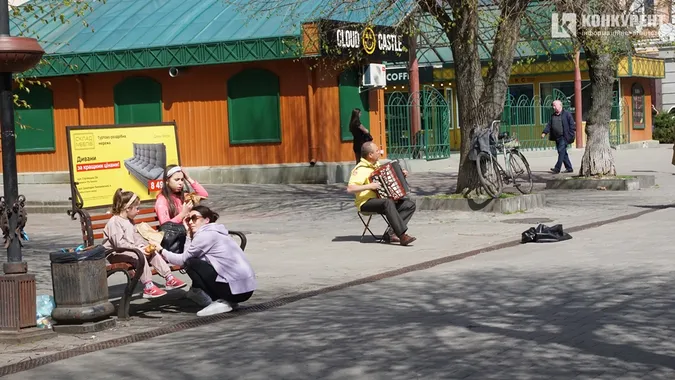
xmin=0 ymin=145 xmax=673 ymax=368
xmin=5 ymin=206 xmax=675 ymax=379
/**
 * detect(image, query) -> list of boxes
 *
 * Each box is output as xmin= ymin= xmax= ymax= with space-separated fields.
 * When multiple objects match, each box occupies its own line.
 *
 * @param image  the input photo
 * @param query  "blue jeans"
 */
xmin=554 ymin=137 xmax=572 ymax=172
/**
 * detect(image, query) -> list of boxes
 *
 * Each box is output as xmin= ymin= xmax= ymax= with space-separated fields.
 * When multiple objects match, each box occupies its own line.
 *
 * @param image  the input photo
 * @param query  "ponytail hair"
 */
xmin=111 ymin=188 xmax=139 ymax=215
xmin=191 ymin=205 xmax=219 ymax=223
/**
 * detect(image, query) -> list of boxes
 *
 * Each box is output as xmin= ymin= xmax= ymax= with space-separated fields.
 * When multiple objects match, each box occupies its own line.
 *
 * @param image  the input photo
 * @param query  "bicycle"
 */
xmin=475 ymin=120 xmax=533 ymax=198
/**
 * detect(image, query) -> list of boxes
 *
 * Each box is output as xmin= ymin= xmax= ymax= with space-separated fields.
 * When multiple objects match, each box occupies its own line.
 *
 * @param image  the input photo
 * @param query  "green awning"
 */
xmin=13 ymin=0 xmax=416 ymax=77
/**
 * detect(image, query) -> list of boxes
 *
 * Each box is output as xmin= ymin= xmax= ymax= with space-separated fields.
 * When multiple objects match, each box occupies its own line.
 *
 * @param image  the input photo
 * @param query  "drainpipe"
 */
xmin=305 ymin=62 xmax=318 ymax=165
xmin=574 ymin=49 xmax=583 ymax=148
xmin=75 ymin=75 xmax=84 ymax=125
xmin=409 ymin=28 xmax=421 ymax=149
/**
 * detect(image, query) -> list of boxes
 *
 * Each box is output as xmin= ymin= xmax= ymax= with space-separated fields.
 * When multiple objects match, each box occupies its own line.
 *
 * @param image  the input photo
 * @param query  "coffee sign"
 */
xmin=319 ymin=20 xmax=409 ymax=61
xmin=385 ymin=66 xmax=434 ymax=85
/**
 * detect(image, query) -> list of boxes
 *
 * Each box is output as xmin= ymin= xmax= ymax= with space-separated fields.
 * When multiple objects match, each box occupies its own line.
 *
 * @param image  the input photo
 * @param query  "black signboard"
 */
xmin=318 ymin=19 xmax=410 ymax=62
xmin=385 ymin=66 xmax=435 ymax=85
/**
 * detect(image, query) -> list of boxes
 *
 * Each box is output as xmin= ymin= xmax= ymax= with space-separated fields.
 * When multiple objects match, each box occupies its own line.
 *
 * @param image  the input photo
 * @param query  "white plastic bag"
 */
xmin=36 ymin=295 xmax=55 ymax=329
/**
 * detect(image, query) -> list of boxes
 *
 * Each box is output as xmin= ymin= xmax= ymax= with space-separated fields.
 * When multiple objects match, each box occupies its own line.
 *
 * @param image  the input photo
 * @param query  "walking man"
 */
xmin=541 ymin=100 xmax=576 ymax=174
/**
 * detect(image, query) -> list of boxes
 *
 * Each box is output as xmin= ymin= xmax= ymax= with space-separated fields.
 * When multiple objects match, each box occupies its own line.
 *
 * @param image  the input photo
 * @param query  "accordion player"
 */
xmin=368 ymin=160 xmax=411 ymax=201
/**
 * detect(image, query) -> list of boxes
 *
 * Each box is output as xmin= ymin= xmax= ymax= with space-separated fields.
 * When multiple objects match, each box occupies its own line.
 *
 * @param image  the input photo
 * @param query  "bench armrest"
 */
xmin=103 ymin=246 xmax=146 ymax=282
xmin=229 ymin=231 xmax=247 ymax=251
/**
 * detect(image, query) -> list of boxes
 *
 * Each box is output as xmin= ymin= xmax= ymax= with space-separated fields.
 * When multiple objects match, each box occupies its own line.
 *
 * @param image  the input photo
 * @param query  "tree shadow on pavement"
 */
xmin=26 ymin=266 xmax=675 ymax=380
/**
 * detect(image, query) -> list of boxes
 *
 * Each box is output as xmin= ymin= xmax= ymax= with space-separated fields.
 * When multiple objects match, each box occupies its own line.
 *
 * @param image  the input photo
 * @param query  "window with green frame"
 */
xmin=227 ymin=68 xmax=281 ymax=144
xmin=339 ymin=69 xmax=369 ymax=141
xmin=114 ymin=76 xmax=163 ymax=124
xmin=14 ymin=85 xmax=55 ymax=153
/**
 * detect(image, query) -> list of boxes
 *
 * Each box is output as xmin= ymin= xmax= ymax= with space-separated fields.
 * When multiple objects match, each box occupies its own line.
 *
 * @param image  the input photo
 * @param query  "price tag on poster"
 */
xmin=148 ymin=179 xmax=164 ymax=192
xmin=66 ymin=122 xmax=180 ymax=209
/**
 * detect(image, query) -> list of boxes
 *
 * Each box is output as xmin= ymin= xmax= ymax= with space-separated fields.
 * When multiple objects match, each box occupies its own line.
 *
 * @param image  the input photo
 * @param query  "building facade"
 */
xmin=8 ymin=0 xmax=410 ymax=183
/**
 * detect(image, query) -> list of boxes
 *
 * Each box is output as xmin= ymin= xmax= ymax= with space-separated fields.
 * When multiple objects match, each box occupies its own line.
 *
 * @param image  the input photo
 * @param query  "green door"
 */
xmin=114 ymin=77 xmax=162 ymax=124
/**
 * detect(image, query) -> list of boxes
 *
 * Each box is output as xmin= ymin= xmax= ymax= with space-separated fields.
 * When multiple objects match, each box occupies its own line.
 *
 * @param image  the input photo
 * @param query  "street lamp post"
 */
xmin=0 ymin=0 xmax=51 ymax=343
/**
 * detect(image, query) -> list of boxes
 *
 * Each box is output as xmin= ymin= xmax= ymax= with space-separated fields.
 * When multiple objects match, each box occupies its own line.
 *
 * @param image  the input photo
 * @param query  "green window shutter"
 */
xmin=227 ymin=69 xmax=281 ymax=144
xmin=15 ymin=85 xmax=55 ymax=153
xmin=114 ymin=76 xmax=162 ymax=124
xmin=338 ymin=69 xmax=370 ymax=141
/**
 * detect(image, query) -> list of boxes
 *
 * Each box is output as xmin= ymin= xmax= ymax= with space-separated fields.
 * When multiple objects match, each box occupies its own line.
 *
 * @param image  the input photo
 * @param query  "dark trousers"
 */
xmin=360 ymin=198 xmax=416 ymax=237
xmin=185 ymin=258 xmax=253 ymax=304
xmin=354 ymin=151 xmax=360 ymax=165
xmin=554 ymin=137 xmax=572 ymax=171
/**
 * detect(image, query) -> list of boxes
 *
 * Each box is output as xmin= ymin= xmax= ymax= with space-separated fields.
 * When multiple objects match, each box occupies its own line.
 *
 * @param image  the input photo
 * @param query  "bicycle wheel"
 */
xmin=509 ymin=149 xmax=533 ymax=194
xmin=476 ymin=152 xmax=503 ymax=198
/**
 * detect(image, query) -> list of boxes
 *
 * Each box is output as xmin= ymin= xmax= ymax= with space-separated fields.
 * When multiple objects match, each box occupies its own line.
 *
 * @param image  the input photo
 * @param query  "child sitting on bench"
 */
xmin=102 ymin=188 xmax=187 ymax=298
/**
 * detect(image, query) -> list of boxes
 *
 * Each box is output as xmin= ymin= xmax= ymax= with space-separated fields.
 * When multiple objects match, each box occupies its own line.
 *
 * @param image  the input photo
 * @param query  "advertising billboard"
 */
xmin=66 ymin=122 xmax=180 ymax=209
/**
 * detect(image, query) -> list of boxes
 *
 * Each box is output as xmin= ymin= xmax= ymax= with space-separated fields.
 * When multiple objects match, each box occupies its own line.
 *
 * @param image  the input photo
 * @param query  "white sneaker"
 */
xmin=196 ymin=300 xmax=233 ymax=317
xmin=185 ymin=287 xmax=212 ymax=308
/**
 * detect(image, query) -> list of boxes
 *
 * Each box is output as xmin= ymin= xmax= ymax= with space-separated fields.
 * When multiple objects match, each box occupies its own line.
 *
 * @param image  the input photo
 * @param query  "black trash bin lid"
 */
xmin=49 ymin=245 xmax=107 ymax=264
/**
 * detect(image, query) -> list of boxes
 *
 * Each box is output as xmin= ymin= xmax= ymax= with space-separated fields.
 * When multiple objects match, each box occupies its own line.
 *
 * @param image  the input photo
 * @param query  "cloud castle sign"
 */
xmin=318 ymin=20 xmax=410 ymax=62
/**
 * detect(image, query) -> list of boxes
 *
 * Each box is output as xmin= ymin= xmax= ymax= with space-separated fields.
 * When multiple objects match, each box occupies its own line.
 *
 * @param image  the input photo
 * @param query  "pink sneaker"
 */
xmin=165 ymin=277 xmax=187 ymax=290
xmin=143 ymin=284 xmax=167 ymax=299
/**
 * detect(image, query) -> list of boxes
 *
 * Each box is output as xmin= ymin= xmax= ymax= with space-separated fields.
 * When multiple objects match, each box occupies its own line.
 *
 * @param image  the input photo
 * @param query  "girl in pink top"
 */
xmin=154 ymin=165 xmax=209 ymax=225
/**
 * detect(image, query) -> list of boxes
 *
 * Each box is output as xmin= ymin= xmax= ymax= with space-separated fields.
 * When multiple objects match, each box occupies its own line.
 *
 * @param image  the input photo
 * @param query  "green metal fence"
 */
xmin=384 ymin=85 xmax=451 ymax=161
xmin=609 ymin=92 xmax=628 ymax=146
xmin=385 ymin=86 xmax=627 ymax=158
xmin=384 ymin=91 xmax=414 ymax=159
xmin=500 ymin=89 xmax=626 ymax=150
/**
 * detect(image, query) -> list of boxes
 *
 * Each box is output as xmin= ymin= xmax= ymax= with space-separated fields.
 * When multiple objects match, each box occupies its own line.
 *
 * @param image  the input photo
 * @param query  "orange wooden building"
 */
xmin=9 ymin=1 xmax=410 ymax=182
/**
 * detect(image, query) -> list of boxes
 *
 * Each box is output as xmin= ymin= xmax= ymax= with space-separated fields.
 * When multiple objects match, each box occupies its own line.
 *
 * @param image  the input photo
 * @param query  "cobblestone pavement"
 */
xmin=1 ymin=145 xmax=674 ymax=369
xmin=5 ymin=203 xmax=675 ymax=379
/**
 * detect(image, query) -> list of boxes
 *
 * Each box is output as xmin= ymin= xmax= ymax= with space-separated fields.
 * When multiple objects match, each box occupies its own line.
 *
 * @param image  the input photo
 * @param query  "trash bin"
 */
xmin=49 ymin=245 xmax=116 ymax=333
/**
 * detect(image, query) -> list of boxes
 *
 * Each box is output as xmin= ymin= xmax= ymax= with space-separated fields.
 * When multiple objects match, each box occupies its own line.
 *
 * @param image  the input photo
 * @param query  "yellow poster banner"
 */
xmin=66 ymin=123 xmax=180 ymax=209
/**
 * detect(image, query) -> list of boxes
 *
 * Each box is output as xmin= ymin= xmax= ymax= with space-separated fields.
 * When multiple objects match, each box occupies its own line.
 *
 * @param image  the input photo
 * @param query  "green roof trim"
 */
xmin=26 ymin=36 xmax=303 ymax=77
xmin=13 ymin=0 xmax=414 ymax=77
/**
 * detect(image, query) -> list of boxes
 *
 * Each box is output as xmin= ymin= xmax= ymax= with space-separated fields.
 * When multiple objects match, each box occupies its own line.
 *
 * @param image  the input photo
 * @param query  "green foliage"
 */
xmin=652 ymin=112 xmax=675 ymax=144
xmin=9 ymin=0 xmax=104 ymax=128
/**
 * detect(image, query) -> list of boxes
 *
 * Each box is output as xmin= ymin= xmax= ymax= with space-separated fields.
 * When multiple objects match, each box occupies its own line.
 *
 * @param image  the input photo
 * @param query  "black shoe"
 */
xmin=550 ymin=168 xmax=560 ymax=174
xmin=381 ymin=233 xmax=400 ymax=244
xmin=564 ymin=168 xmax=574 ymax=173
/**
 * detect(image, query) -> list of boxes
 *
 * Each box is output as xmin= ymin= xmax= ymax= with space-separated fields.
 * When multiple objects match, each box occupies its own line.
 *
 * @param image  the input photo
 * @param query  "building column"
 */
xmin=574 ymin=49 xmax=583 ymax=148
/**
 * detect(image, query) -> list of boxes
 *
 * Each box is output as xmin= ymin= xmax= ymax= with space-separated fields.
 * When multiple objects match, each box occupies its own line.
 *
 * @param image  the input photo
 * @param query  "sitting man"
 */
xmin=347 ymin=141 xmax=417 ymax=246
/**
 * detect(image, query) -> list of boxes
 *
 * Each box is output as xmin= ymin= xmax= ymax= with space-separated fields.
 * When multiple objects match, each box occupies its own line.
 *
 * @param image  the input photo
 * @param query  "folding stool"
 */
xmin=357 ymin=211 xmax=392 ymax=243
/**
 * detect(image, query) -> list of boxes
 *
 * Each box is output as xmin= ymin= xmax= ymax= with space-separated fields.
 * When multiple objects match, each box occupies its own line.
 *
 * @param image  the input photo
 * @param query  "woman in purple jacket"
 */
xmin=157 ymin=205 xmax=256 ymax=317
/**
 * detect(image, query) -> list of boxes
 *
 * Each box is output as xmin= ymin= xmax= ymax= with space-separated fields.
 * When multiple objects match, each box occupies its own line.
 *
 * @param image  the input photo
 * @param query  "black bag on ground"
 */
xmin=159 ymin=222 xmax=187 ymax=253
xmin=521 ymin=224 xmax=572 ymax=243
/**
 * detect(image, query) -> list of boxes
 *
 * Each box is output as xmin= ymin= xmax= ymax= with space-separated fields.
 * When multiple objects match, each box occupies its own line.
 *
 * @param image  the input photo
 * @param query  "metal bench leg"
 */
xmin=117 ymin=268 xmax=142 ymax=320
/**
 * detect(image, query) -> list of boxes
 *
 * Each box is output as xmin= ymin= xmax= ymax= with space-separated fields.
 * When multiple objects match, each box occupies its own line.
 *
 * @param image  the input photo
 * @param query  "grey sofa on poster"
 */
xmin=124 ymin=143 xmax=167 ymax=189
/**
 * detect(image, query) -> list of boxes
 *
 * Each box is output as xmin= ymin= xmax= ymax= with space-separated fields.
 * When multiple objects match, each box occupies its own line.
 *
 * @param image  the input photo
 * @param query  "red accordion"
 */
xmin=369 ymin=160 xmax=410 ymax=201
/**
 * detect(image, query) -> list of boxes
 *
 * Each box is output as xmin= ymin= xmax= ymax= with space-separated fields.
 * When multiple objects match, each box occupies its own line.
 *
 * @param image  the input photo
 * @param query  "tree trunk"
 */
xmin=579 ymin=49 xmax=617 ymax=176
xmin=419 ymin=0 xmax=531 ymax=193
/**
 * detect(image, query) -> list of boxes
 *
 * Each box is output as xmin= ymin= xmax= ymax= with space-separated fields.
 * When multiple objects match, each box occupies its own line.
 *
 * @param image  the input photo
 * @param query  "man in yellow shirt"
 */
xmin=347 ymin=141 xmax=417 ymax=246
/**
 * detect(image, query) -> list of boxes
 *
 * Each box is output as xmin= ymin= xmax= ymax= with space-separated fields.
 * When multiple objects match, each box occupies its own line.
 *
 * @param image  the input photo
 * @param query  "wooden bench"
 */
xmin=68 ymin=190 xmax=247 ymax=320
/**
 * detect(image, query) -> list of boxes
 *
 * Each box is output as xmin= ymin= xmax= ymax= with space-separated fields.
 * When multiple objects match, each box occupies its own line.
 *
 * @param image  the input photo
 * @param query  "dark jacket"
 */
xmin=350 ymin=124 xmax=373 ymax=152
xmin=543 ymin=110 xmax=576 ymax=144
